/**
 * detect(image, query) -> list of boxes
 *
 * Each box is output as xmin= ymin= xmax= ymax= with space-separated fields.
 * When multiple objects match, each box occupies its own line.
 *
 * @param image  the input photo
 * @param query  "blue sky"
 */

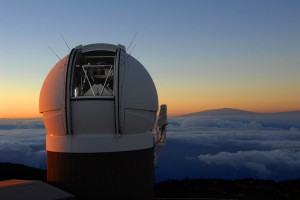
xmin=0 ymin=0 xmax=300 ymax=117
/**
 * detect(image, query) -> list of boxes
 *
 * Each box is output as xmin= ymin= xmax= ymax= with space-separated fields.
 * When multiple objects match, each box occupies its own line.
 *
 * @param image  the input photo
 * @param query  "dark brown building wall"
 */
xmin=47 ymin=148 xmax=154 ymax=200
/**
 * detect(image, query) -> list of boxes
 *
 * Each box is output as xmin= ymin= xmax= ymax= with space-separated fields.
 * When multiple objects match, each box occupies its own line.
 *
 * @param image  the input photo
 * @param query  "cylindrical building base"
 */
xmin=47 ymin=148 xmax=154 ymax=200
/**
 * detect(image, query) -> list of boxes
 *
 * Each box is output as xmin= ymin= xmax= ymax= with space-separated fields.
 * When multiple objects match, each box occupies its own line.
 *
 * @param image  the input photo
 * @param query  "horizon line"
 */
xmin=171 ymin=107 xmax=300 ymax=117
xmin=1 ymin=107 xmax=300 ymax=119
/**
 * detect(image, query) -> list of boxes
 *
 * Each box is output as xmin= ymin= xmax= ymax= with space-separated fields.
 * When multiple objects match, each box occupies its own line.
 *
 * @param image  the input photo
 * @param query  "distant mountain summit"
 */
xmin=181 ymin=108 xmax=257 ymax=117
xmin=176 ymin=108 xmax=300 ymax=130
xmin=180 ymin=108 xmax=300 ymax=117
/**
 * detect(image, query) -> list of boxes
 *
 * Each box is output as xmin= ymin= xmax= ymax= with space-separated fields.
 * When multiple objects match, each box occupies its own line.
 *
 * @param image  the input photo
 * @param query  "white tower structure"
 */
xmin=39 ymin=43 xmax=158 ymax=200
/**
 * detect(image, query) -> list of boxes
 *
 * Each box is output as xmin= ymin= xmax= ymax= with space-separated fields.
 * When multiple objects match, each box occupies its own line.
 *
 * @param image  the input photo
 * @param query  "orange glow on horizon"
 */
xmin=0 ymin=89 xmax=41 ymax=118
xmin=1 ymin=79 xmax=300 ymax=118
xmin=157 ymin=77 xmax=300 ymax=116
xmin=168 ymin=105 xmax=300 ymax=117
xmin=160 ymin=90 xmax=300 ymax=116
xmin=1 ymin=103 xmax=299 ymax=118
xmin=1 ymin=91 xmax=300 ymax=119
xmin=165 ymin=92 xmax=300 ymax=116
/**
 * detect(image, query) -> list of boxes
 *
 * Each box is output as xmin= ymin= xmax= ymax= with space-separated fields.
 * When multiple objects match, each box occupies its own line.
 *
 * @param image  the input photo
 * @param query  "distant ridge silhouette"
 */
xmin=180 ymin=108 xmax=300 ymax=117
xmin=180 ymin=108 xmax=257 ymax=117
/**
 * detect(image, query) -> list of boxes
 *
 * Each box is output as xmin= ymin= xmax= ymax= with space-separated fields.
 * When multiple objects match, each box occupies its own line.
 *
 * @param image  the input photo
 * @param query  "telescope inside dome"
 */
xmin=71 ymin=51 xmax=115 ymax=97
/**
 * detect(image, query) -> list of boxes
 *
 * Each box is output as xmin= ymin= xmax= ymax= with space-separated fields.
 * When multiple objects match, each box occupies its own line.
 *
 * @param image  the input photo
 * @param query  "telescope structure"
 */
xmin=39 ymin=43 xmax=158 ymax=200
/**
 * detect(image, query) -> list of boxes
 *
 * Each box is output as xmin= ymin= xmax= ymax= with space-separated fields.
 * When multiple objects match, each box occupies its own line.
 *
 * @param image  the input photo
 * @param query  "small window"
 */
xmin=71 ymin=51 xmax=115 ymax=98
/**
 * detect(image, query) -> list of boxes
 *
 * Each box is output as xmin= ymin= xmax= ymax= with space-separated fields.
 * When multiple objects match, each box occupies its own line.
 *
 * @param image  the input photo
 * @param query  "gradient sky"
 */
xmin=0 ymin=0 xmax=299 ymax=118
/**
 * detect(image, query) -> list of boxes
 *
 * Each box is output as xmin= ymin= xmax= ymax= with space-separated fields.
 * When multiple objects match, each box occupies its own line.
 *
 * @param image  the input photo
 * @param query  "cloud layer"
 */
xmin=156 ymin=113 xmax=300 ymax=181
xmin=0 ymin=118 xmax=46 ymax=169
xmin=194 ymin=149 xmax=300 ymax=177
xmin=1 ymin=114 xmax=300 ymax=181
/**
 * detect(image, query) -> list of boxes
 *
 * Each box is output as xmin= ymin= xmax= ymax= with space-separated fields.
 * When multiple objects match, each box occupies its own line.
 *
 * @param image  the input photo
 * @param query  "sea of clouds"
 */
xmin=0 ymin=118 xmax=46 ymax=169
xmin=1 ymin=113 xmax=300 ymax=182
xmin=156 ymin=113 xmax=300 ymax=181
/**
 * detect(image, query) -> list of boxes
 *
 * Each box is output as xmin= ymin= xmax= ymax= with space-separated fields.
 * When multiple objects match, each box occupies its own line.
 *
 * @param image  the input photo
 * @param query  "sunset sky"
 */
xmin=0 ymin=0 xmax=299 ymax=118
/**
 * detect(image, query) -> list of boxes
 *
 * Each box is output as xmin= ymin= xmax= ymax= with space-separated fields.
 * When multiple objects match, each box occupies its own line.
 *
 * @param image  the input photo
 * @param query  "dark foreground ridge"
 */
xmin=0 ymin=162 xmax=46 ymax=181
xmin=1 ymin=163 xmax=300 ymax=199
xmin=155 ymin=178 xmax=300 ymax=200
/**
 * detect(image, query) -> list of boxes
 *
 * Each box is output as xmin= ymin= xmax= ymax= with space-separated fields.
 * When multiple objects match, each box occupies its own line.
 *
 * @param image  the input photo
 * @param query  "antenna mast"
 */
xmin=59 ymin=32 xmax=71 ymax=50
xmin=127 ymin=32 xmax=137 ymax=52
xmin=48 ymin=46 xmax=62 ymax=61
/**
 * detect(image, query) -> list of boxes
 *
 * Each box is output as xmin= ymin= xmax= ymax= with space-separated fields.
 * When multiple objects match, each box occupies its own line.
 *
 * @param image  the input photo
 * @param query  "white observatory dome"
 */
xmin=40 ymin=43 xmax=158 ymax=199
xmin=40 ymin=43 xmax=158 ymax=153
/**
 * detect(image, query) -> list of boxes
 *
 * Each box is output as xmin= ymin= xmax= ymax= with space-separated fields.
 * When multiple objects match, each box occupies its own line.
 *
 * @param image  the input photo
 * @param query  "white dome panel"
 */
xmin=40 ymin=43 xmax=159 ymax=152
xmin=121 ymin=55 xmax=158 ymax=111
xmin=39 ymin=56 xmax=68 ymax=113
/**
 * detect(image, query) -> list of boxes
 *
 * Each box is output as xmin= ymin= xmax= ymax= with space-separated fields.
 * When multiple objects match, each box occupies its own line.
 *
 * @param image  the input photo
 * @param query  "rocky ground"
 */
xmin=1 ymin=163 xmax=299 ymax=199
xmin=155 ymin=178 xmax=300 ymax=200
